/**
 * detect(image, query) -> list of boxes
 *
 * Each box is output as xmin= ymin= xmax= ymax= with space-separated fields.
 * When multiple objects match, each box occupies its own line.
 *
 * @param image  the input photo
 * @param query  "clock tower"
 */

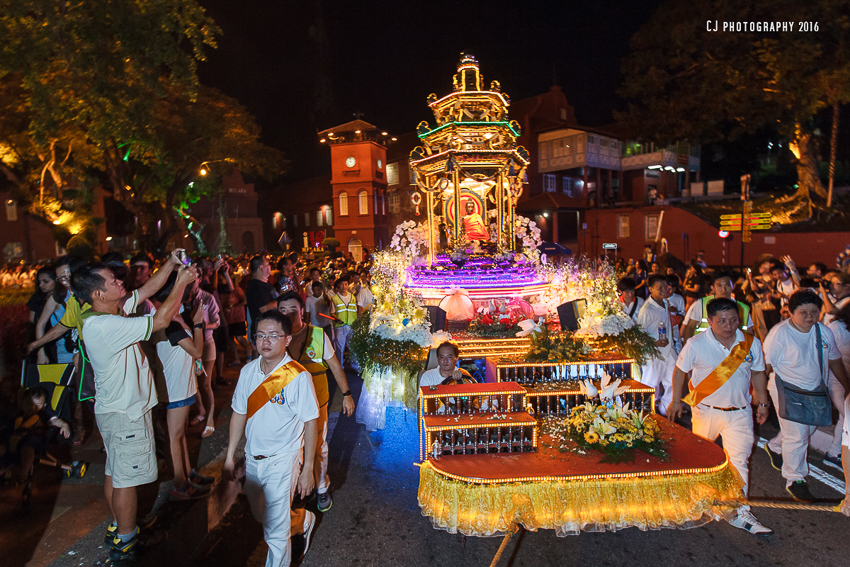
xmin=318 ymin=119 xmax=390 ymax=262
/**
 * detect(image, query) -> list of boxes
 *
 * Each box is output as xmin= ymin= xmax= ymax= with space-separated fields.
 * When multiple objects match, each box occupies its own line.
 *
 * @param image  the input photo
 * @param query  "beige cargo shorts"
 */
xmin=96 ymin=409 xmax=157 ymax=488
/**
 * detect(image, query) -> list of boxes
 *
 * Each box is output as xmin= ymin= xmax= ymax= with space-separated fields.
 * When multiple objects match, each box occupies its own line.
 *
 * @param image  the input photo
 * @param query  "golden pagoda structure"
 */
xmin=409 ymin=52 xmax=530 ymax=264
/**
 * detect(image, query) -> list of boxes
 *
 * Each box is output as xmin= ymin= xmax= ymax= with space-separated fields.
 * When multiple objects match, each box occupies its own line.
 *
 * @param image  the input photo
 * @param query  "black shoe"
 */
xmin=764 ymin=445 xmax=783 ymax=471
xmin=317 ymin=491 xmax=333 ymax=512
xmin=104 ymin=522 xmax=117 ymax=545
xmin=109 ymin=529 xmax=140 ymax=561
xmin=786 ymin=480 xmax=815 ymax=503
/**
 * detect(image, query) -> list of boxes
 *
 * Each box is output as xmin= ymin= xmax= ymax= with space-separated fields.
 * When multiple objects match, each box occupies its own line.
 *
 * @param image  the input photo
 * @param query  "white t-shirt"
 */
xmin=637 ymin=297 xmax=673 ymax=359
xmin=420 ymin=367 xmax=450 ymax=389
xmin=827 ymin=320 xmax=850 ymax=384
xmin=82 ymin=290 xmax=157 ymax=420
xmin=357 ymin=285 xmax=374 ymax=310
xmin=153 ymin=320 xmax=198 ymax=403
xmin=823 ymin=296 xmax=850 ymax=326
xmin=621 ymin=297 xmax=644 ymax=323
xmin=683 ymin=296 xmax=754 ymax=329
xmin=764 ymin=320 xmax=841 ymax=390
xmin=231 ymin=355 xmax=319 ymax=457
xmin=676 ymin=329 xmax=765 ymax=407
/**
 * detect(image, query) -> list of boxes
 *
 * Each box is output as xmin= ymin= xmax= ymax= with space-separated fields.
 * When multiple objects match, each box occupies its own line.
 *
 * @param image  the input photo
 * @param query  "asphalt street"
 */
xmin=190 ymin=389 xmax=850 ymax=567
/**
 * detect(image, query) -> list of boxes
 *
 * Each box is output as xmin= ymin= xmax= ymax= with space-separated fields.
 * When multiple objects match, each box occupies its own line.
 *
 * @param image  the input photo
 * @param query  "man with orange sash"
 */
xmin=668 ymin=297 xmax=772 ymax=535
xmin=277 ymin=291 xmax=355 ymax=513
xmin=224 ymin=311 xmax=319 ymax=566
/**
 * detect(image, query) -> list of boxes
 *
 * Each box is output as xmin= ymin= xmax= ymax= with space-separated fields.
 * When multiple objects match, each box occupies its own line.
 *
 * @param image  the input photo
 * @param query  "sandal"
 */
xmin=202 ymin=425 xmax=215 ymax=438
xmin=190 ymin=415 xmax=206 ymax=426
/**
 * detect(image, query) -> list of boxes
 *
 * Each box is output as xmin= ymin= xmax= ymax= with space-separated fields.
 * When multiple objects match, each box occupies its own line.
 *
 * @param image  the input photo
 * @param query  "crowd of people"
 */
xmin=3 ymin=248 xmax=373 ymax=563
xmin=3 ymin=244 xmax=850 ymax=562
xmin=616 ymin=251 xmax=850 ymax=534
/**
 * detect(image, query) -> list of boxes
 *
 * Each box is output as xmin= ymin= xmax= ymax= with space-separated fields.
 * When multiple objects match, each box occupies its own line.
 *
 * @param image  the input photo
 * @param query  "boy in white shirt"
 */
xmin=224 ymin=311 xmax=319 ymax=566
xmin=637 ymin=275 xmax=676 ymax=415
xmin=617 ymin=277 xmax=644 ymax=324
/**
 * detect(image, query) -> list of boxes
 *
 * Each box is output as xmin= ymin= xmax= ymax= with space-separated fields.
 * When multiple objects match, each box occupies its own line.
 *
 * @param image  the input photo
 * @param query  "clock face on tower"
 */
xmin=345 ymin=156 xmax=357 ymax=168
xmin=377 ymin=159 xmax=383 ymax=169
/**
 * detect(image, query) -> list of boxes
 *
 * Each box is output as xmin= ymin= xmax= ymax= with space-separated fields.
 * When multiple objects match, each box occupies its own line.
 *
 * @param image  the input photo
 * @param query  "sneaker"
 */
xmin=764 ymin=445 xmax=783 ymax=471
xmin=729 ymin=509 xmax=773 ymax=535
xmin=823 ymin=453 xmax=843 ymax=470
xmin=190 ymin=469 xmax=215 ymax=486
xmin=786 ymin=480 xmax=815 ymax=503
xmin=169 ymin=480 xmax=212 ymax=501
xmin=109 ymin=528 xmax=140 ymax=561
xmin=317 ymin=491 xmax=333 ymax=512
xmin=104 ymin=522 xmax=117 ymax=545
xmin=291 ymin=510 xmax=316 ymax=562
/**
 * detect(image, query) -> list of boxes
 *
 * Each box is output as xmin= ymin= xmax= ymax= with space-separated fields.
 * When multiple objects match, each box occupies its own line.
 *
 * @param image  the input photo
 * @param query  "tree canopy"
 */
xmin=0 ymin=1 xmax=287 ymax=253
xmin=617 ymin=0 xmax=850 ymax=217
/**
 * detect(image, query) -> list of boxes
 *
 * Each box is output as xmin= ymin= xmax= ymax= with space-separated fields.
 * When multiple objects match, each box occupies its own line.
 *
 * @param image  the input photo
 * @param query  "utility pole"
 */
xmin=740 ymin=174 xmax=751 ymax=270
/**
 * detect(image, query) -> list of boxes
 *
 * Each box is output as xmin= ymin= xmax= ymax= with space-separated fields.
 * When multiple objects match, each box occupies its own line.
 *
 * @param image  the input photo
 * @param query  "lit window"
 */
xmin=326 ymin=208 xmax=333 ymax=225
xmin=6 ymin=199 xmax=18 ymax=221
xmin=618 ymin=215 xmax=630 ymax=238
xmin=359 ymin=190 xmax=368 ymax=214
xmin=543 ymin=174 xmax=556 ymax=192
xmin=317 ymin=211 xmax=323 ymax=226
xmin=389 ymin=192 xmax=400 ymax=213
xmin=304 ymin=212 xmax=310 ymax=227
xmin=339 ymin=191 xmax=349 ymax=216
xmin=562 ymin=177 xmax=573 ymax=197
xmin=387 ymin=163 xmax=399 ymax=185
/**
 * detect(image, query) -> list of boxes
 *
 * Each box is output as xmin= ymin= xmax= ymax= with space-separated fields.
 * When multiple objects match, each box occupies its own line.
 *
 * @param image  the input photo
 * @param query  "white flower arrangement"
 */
xmin=389 ymin=220 xmax=433 ymax=260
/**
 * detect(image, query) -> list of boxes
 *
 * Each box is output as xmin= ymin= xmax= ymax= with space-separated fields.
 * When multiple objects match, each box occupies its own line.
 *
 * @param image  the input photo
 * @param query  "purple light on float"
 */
xmin=405 ymin=264 xmax=545 ymax=289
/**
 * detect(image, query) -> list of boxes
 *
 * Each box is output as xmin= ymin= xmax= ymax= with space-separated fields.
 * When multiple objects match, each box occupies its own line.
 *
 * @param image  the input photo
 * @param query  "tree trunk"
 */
xmin=829 ymin=103 xmax=839 ymax=208
xmin=788 ymin=124 xmax=828 ymax=218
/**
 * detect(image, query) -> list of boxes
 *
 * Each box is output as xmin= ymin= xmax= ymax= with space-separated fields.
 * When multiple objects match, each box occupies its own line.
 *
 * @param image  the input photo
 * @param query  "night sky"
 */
xmin=198 ymin=0 xmax=664 ymax=182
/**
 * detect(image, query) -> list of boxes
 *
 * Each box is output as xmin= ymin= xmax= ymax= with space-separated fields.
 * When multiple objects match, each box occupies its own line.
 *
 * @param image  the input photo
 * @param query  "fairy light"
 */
xmin=421 ymin=454 xmax=732 ymax=485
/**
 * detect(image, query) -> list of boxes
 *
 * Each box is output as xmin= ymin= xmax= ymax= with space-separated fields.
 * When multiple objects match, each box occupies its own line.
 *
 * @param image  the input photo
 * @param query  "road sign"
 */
xmin=602 ymin=243 xmax=618 ymax=249
xmin=720 ymin=214 xmax=742 ymax=220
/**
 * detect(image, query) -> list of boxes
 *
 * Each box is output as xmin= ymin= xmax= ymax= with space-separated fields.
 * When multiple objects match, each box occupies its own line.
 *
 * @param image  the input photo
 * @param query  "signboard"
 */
xmin=602 ymin=243 xmax=618 ymax=250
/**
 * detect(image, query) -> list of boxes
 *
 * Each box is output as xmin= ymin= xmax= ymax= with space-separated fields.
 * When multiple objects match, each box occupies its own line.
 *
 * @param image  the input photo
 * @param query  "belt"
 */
xmin=252 ymin=454 xmax=276 ymax=460
xmin=699 ymin=404 xmax=748 ymax=412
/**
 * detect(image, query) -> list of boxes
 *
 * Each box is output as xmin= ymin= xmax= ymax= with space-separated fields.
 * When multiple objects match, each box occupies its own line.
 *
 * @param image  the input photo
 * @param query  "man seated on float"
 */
xmin=420 ymin=341 xmax=478 ymax=414
xmin=461 ymin=200 xmax=489 ymax=242
xmin=682 ymin=273 xmax=753 ymax=345
xmin=668 ymin=297 xmax=772 ymax=535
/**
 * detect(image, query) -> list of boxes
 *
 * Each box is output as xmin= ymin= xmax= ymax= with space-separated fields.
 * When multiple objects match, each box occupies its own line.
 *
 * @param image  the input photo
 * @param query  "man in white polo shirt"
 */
xmin=637 ymin=274 xmax=676 ymax=415
xmin=73 ymin=255 xmax=195 ymax=560
xmin=668 ymin=297 xmax=772 ymax=534
xmin=224 ymin=310 xmax=319 ymax=567
xmin=763 ymin=290 xmax=850 ymax=502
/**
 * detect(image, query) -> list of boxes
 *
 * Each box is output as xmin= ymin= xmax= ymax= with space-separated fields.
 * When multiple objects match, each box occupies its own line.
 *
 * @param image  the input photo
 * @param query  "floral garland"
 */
xmin=467 ymin=312 xmax=523 ymax=337
xmin=350 ymin=312 xmax=429 ymax=375
xmin=526 ymin=326 xmax=659 ymax=367
xmin=542 ymin=402 xmax=668 ymax=464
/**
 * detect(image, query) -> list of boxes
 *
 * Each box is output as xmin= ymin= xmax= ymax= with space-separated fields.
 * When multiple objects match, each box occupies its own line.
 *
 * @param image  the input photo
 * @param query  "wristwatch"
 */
xmin=194 ymin=323 xmax=205 ymax=330
xmin=342 ymin=390 xmax=352 ymax=397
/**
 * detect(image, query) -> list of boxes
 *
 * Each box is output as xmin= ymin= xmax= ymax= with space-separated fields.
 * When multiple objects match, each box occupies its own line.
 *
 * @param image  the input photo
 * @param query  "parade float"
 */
xmin=353 ymin=53 xmax=745 ymax=536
